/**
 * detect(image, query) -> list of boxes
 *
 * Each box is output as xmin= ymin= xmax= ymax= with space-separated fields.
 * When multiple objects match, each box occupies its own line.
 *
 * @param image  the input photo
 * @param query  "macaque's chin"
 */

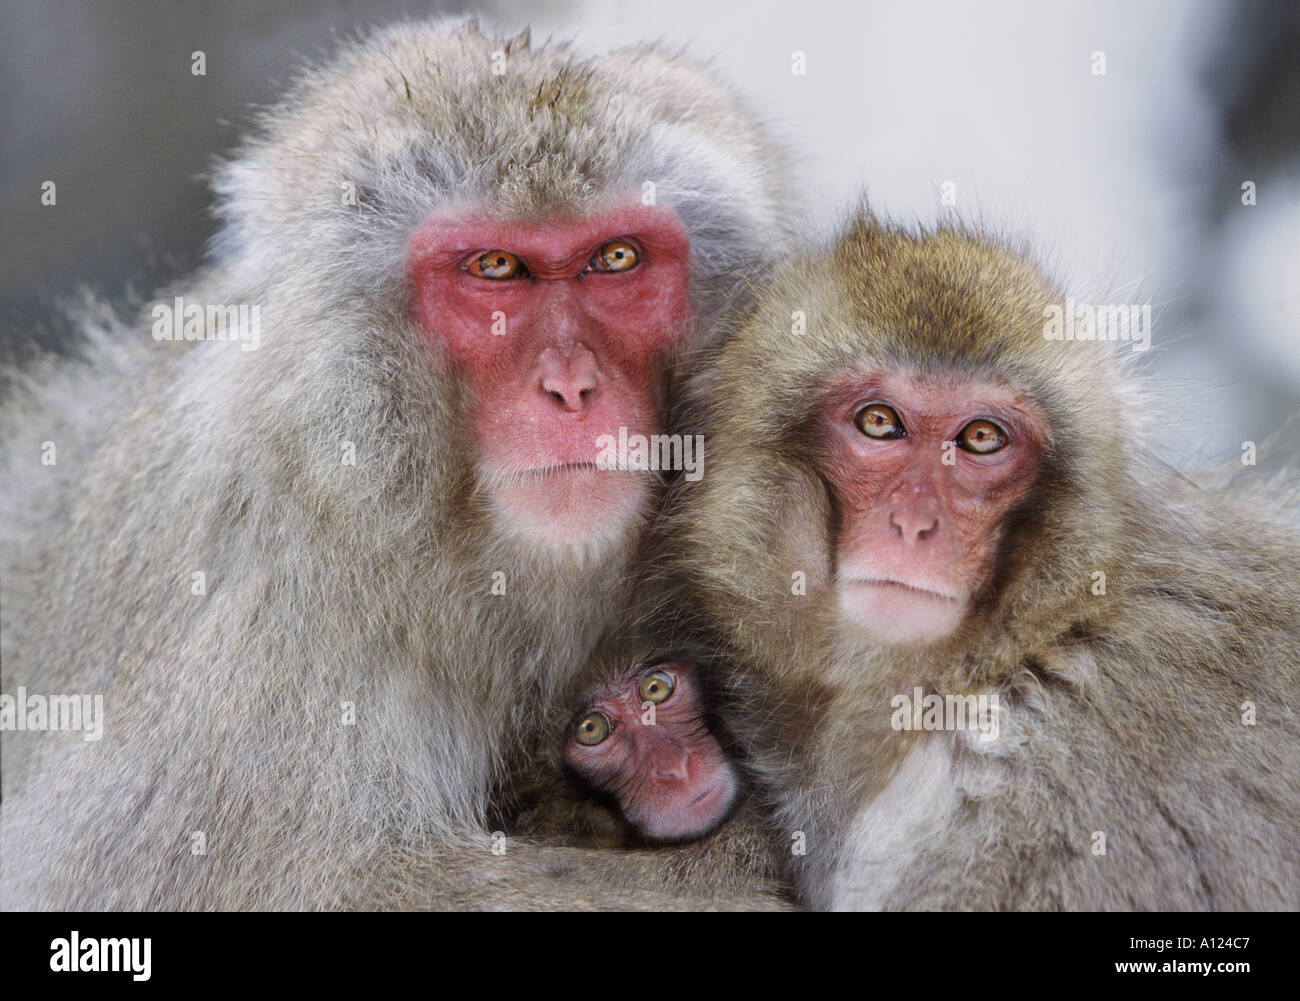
xmin=631 ymin=766 xmax=739 ymax=842
xmin=487 ymin=465 xmax=650 ymax=550
xmin=837 ymin=579 xmax=969 ymax=647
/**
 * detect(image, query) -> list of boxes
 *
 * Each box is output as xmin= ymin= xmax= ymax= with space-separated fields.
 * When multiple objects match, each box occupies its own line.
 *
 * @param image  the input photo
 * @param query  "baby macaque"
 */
xmin=563 ymin=658 xmax=739 ymax=841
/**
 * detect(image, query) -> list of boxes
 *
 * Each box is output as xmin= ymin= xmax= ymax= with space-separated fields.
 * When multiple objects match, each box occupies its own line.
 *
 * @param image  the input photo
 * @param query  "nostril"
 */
xmin=890 ymin=511 xmax=939 ymax=542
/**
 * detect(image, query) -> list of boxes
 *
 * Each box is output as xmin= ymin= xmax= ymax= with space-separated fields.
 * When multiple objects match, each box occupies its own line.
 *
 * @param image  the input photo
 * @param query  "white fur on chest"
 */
xmin=829 ymin=735 xmax=959 ymax=910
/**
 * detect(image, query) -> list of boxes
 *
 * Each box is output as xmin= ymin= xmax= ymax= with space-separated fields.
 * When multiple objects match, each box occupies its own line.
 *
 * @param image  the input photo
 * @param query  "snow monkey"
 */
xmin=657 ymin=211 xmax=1300 ymax=910
xmin=562 ymin=652 xmax=738 ymax=842
xmin=498 ymin=631 xmax=787 ymax=900
xmin=0 ymin=19 xmax=791 ymax=910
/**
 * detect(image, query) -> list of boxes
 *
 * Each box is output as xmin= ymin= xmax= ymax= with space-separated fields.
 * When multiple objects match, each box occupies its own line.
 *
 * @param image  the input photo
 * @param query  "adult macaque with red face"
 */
xmin=0 ymin=20 xmax=789 ymax=910
xmin=665 ymin=212 xmax=1300 ymax=910
xmin=564 ymin=657 xmax=738 ymax=841
xmin=408 ymin=207 xmax=692 ymax=545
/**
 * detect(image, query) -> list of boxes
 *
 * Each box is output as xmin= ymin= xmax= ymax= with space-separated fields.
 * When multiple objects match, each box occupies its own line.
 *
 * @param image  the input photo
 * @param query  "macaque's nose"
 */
xmin=889 ymin=508 xmax=940 ymax=543
xmin=538 ymin=344 xmax=599 ymax=412
xmin=889 ymin=469 xmax=942 ymax=542
xmin=653 ymin=745 xmax=691 ymax=783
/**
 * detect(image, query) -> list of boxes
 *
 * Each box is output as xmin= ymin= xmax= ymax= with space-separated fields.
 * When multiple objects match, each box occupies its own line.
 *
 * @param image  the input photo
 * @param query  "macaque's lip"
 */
xmin=643 ymin=772 xmax=737 ymax=840
xmin=486 ymin=462 xmax=648 ymax=547
xmin=841 ymin=577 xmax=961 ymax=602
xmin=686 ymin=782 xmax=726 ymax=811
xmin=509 ymin=461 xmax=604 ymax=478
xmin=493 ymin=460 xmax=646 ymax=480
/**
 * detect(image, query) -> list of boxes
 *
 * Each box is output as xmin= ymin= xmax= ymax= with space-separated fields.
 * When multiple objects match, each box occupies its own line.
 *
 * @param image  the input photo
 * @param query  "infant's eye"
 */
xmin=574 ymin=712 xmax=610 ymax=746
xmin=637 ymin=670 xmax=675 ymax=705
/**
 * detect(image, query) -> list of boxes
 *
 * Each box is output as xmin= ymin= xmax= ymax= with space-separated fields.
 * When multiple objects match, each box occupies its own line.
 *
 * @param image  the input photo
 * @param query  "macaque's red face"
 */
xmin=408 ymin=205 xmax=692 ymax=547
xmin=821 ymin=370 xmax=1045 ymax=646
xmin=563 ymin=660 xmax=738 ymax=842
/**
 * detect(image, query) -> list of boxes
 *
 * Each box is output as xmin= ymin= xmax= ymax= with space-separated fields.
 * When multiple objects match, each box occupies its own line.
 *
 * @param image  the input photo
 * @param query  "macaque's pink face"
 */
xmin=821 ymin=370 xmax=1045 ymax=646
xmin=409 ymin=205 xmax=692 ymax=547
xmin=563 ymin=660 xmax=738 ymax=841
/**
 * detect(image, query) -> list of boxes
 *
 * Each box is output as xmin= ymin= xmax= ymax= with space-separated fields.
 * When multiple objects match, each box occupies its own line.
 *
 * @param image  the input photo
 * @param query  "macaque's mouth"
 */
xmin=642 ymin=772 xmax=738 ymax=841
xmin=686 ymin=782 xmax=727 ymax=811
xmin=487 ymin=464 xmax=649 ymax=548
xmin=513 ymin=461 xmax=603 ymax=478
xmin=496 ymin=461 xmax=648 ymax=481
xmin=837 ymin=577 xmax=969 ymax=646
xmin=843 ymin=578 xmax=961 ymax=602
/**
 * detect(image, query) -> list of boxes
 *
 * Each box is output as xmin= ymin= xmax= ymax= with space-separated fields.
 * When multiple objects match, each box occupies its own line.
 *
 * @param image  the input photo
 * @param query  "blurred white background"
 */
xmin=3 ymin=0 xmax=1297 ymax=466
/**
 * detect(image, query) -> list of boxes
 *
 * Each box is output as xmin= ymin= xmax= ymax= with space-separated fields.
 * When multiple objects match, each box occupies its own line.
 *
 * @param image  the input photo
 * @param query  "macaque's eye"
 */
xmin=589 ymin=240 xmax=640 ymax=273
xmin=854 ymin=403 xmax=904 ymax=439
xmin=467 ymin=250 xmax=526 ymax=280
xmin=637 ymin=669 xmax=675 ymax=705
xmin=956 ymin=419 xmax=1007 ymax=454
xmin=574 ymin=711 xmax=610 ymax=746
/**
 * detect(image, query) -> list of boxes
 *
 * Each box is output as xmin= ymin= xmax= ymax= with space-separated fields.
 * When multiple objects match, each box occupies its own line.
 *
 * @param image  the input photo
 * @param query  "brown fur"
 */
xmin=660 ymin=211 xmax=1300 ymax=909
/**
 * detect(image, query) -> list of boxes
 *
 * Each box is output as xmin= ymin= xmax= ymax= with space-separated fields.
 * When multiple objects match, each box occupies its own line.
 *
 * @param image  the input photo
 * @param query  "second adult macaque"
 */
xmin=662 ymin=212 xmax=1300 ymax=910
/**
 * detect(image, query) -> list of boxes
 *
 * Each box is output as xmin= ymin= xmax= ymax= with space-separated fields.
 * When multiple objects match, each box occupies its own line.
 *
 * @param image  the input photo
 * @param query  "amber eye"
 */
xmin=590 ymin=240 xmax=640 ymax=273
xmin=637 ymin=669 xmax=675 ymax=705
xmin=574 ymin=711 xmax=610 ymax=746
xmin=854 ymin=403 xmax=904 ymax=439
xmin=467 ymin=250 xmax=526 ymax=280
xmin=957 ymin=419 xmax=1007 ymax=454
